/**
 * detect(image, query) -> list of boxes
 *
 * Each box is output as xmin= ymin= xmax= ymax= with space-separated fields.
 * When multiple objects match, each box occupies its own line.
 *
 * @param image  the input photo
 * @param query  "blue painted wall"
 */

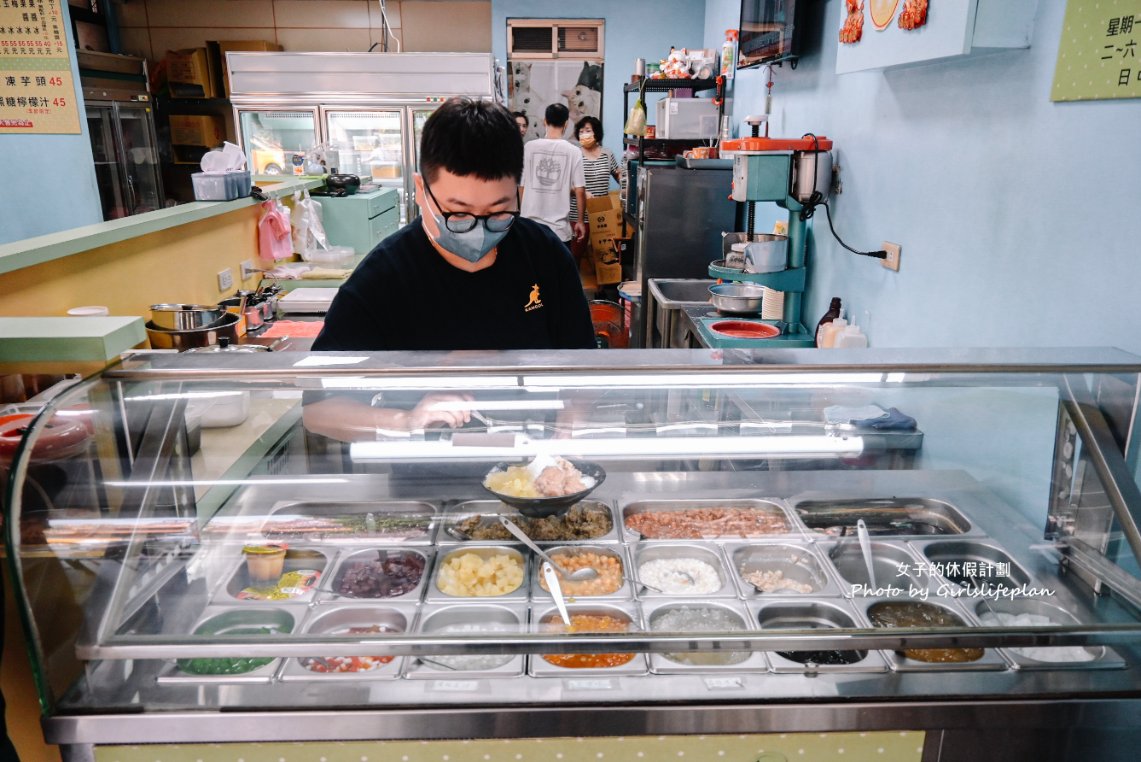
xmin=0 ymin=2 xmax=101 ymax=244
xmin=491 ymin=0 xmax=709 ymax=156
xmin=704 ymin=0 xmax=1141 ymax=353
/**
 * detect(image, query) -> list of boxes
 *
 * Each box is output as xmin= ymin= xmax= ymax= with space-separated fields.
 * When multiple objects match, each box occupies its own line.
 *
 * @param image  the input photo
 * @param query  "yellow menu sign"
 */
xmin=1052 ymin=0 xmax=1141 ymax=102
xmin=0 ymin=0 xmax=79 ymax=133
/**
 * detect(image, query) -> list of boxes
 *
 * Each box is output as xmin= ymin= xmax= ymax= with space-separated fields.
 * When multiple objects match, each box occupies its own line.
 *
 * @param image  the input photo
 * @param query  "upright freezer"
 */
xmin=79 ymin=51 xmax=164 ymax=220
xmin=228 ymin=52 xmax=502 ymax=225
xmin=633 ymin=163 xmax=741 ymax=346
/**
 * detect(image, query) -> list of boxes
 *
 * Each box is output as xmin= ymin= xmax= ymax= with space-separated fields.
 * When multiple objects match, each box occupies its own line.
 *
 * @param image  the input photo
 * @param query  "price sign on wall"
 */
xmin=1052 ymin=0 xmax=1141 ymax=102
xmin=0 ymin=0 xmax=79 ymax=133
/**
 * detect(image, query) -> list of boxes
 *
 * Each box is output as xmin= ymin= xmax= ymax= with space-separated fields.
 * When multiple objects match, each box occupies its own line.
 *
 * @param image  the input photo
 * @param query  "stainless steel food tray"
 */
xmin=725 ymin=541 xmax=844 ymax=598
xmin=790 ymin=497 xmax=980 ymax=538
xmin=157 ymin=606 xmax=296 ymax=684
xmin=424 ymin=545 xmax=530 ymax=603
xmin=858 ymin=597 xmax=1010 ymax=672
xmin=745 ymin=598 xmax=887 ymax=674
xmin=440 ymin=500 xmax=619 ymax=544
xmin=529 ymin=545 xmax=633 ymax=602
xmin=620 ymin=498 xmax=798 ymax=541
xmin=959 ymin=596 xmax=1126 ymax=671
xmin=631 ymin=542 xmax=737 ymax=598
xmin=316 ymin=547 xmax=435 ymax=604
xmin=910 ymin=538 xmax=1043 ymax=595
xmin=818 ymin=538 xmax=935 ymax=598
xmin=528 ymin=602 xmax=648 ymax=677
xmin=642 ymin=599 xmax=768 ymax=674
xmin=279 ymin=604 xmax=417 ymax=681
xmin=402 ymin=604 xmax=527 ymax=679
xmin=265 ymin=500 xmax=438 ymax=544
xmin=214 ymin=547 xmax=331 ymax=606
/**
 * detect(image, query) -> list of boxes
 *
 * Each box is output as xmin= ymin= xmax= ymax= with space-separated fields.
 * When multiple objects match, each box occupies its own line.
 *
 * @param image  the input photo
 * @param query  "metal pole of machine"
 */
xmin=783 ymin=197 xmax=806 ymax=327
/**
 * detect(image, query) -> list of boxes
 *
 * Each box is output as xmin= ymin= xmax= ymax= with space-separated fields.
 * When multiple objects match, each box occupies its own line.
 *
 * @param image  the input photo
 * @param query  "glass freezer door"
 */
xmin=115 ymin=103 xmax=164 ymax=215
xmin=324 ymin=108 xmax=406 ymax=212
xmin=407 ymin=106 xmax=436 ymax=222
xmin=237 ymin=109 xmax=319 ymax=175
xmin=86 ymin=104 xmax=126 ymax=220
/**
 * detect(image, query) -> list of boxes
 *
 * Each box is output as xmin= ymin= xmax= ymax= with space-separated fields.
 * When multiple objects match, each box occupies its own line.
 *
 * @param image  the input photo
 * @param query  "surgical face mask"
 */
xmin=579 ymin=130 xmax=596 ymax=147
xmin=422 ymin=180 xmax=515 ymax=263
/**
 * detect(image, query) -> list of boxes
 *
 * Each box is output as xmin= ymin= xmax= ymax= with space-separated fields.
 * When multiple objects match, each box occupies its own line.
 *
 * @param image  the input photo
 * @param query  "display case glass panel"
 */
xmin=4 ymin=349 xmax=1141 ymax=745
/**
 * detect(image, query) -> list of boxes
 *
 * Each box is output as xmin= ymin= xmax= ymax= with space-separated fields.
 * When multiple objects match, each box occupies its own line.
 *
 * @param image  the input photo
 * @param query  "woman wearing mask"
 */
xmin=569 ymin=116 xmax=621 ymax=258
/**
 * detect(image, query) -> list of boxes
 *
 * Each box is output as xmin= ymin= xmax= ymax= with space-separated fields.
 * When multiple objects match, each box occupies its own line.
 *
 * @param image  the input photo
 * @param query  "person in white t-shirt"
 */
xmin=519 ymin=103 xmax=587 ymax=245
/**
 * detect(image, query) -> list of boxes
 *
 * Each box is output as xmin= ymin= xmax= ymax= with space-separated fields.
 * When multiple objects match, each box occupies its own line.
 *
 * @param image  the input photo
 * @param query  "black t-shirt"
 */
xmin=312 ymin=217 xmax=595 ymax=351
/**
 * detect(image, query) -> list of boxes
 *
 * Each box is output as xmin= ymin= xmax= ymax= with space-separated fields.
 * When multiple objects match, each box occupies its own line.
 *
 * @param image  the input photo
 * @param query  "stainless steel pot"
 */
xmin=149 ymin=303 xmax=227 ymax=331
xmin=145 ymin=311 xmax=240 ymax=350
xmin=709 ymin=283 xmax=766 ymax=315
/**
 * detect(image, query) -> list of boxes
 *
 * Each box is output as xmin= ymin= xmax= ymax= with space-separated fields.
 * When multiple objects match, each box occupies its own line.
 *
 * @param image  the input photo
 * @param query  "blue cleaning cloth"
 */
xmin=852 ymin=407 xmax=917 ymax=431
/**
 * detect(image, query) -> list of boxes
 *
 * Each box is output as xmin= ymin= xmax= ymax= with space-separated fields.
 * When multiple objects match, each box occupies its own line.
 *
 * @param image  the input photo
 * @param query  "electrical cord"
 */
xmin=797 ymin=133 xmax=887 ymax=260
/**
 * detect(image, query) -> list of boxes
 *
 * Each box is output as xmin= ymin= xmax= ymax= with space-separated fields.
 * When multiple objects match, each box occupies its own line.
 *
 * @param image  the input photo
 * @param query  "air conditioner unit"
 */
xmin=508 ymin=20 xmax=604 ymax=59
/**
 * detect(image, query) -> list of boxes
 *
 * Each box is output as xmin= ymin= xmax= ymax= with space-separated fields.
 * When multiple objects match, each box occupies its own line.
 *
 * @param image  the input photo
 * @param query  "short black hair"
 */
xmin=544 ymin=103 xmax=569 ymax=128
xmin=575 ymin=115 xmax=603 ymax=143
xmin=512 ymin=111 xmax=528 ymax=123
xmin=419 ymin=97 xmax=523 ymax=183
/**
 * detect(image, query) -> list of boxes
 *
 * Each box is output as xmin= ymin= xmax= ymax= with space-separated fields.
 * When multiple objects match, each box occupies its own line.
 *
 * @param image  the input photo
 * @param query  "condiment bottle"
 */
xmin=814 ymin=297 xmax=842 ymax=347
xmin=834 ymin=323 xmax=868 ymax=348
xmin=821 ymin=317 xmax=848 ymax=348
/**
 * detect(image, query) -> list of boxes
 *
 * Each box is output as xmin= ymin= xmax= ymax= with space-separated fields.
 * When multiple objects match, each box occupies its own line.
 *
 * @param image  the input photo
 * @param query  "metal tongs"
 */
xmin=542 ymin=561 xmax=572 ymax=626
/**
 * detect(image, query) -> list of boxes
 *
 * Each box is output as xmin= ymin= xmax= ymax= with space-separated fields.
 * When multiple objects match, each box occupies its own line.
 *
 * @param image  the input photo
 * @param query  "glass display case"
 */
xmin=4 ymin=348 xmax=1141 ymax=760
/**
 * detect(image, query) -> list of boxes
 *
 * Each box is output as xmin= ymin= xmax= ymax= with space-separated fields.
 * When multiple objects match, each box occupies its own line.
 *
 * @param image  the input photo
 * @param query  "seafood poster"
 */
xmin=0 ymin=0 xmax=80 ymax=134
xmin=1051 ymin=0 xmax=1141 ymax=101
xmin=835 ymin=0 xmax=982 ymax=74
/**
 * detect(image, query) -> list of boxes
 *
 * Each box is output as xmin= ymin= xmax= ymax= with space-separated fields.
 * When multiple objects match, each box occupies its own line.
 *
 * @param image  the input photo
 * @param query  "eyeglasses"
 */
xmin=423 ymin=179 xmax=520 ymax=234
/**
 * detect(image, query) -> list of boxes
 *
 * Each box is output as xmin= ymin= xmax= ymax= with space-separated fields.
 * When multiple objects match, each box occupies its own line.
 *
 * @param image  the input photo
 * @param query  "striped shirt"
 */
xmin=570 ymin=147 xmax=619 ymax=220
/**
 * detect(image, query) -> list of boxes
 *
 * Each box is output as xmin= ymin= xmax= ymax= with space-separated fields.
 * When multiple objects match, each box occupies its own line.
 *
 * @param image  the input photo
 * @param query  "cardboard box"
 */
xmin=169 ymin=114 xmax=224 ymax=147
xmin=586 ymin=191 xmax=623 ymax=241
xmin=209 ymin=40 xmax=283 ymax=97
xmin=592 ymin=235 xmax=623 ymax=285
xmin=166 ymin=48 xmax=219 ymax=99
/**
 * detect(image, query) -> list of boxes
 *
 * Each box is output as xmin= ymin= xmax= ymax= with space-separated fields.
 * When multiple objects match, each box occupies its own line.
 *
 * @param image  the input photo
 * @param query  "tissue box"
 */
xmin=192 ymin=170 xmax=252 ymax=201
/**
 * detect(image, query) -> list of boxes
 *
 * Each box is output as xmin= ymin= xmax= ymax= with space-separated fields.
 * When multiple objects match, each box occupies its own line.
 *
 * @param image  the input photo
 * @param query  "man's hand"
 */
xmin=574 ymin=220 xmax=588 ymax=242
xmin=402 ymin=392 xmax=475 ymax=430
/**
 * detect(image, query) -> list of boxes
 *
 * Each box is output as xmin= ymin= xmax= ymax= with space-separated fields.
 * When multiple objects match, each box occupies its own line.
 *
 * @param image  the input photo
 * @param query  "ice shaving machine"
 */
xmin=710 ymin=125 xmax=833 ymax=347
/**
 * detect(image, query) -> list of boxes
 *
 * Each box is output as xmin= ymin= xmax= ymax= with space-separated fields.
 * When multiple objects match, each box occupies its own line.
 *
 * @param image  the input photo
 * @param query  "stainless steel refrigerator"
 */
xmin=634 ymin=163 xmax=740 ymax=346
xmin=228 ymin=52 xmax=502 ymax=224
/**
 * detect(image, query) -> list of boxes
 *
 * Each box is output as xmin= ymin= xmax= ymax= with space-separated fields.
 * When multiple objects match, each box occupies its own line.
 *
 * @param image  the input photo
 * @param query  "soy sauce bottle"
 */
xmin=815 ymin=297 xmax=842 ymax=348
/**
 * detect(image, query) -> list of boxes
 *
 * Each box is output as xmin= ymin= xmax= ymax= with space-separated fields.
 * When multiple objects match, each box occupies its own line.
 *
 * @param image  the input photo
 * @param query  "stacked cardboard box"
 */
xmin=166 ymin=48 xmax=219 ymax=99
xmin=586 ymin=191 xmax=624 ymax=285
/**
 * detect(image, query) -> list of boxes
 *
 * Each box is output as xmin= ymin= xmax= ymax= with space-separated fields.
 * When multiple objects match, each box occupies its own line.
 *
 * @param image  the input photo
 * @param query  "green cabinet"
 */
xmin=318 ymin=187 xmax=400 ymax=255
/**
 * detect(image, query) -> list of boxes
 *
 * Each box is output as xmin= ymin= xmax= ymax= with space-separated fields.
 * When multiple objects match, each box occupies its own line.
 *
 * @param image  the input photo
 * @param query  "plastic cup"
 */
xmin=243 ymin=544 xmax=287 ymax=585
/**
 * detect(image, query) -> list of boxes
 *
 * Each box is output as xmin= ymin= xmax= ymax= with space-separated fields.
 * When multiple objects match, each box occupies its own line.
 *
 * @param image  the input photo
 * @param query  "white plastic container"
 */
xmin=820 ymin=318 xmax=848 ymax=348
xmin=655 ymin=98 xmax=719 ymax=139
xmin=833 ymin=324 xmax=868 ymax=348
xmin=191 ymin=170 xmax=252 ymax=201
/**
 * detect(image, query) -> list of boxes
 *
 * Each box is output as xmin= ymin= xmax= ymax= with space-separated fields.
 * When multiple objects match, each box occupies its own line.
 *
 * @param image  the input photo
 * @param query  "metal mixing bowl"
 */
xmin=145 ymin=311 xmax=241 ymax=350
xmin=708 ymin=283 xmax=765 ymax=315
xmin=150 ymin=303 xmax=227 ymax=331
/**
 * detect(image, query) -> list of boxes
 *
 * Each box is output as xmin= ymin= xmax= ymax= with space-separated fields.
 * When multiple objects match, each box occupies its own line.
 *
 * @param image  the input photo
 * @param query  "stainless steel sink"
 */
xmin=649 ymin=279 xmax=716 ymax=303
xmin=646 ymin=279 xmax=715 ymax=348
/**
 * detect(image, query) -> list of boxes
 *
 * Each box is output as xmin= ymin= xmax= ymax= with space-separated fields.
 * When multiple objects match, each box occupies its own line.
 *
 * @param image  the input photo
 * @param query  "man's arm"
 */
xmin=303 ymin=393 xmax=473 ymax=443
xmin=573 ymin=186 xmax=587 ymax=241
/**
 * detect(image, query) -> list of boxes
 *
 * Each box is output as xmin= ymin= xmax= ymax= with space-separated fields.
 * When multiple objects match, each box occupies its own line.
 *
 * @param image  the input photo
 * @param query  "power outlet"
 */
xmin=217 ymin=268 xmax=234 ymax=291
xmin=881 ymin=241 xmax=901 ymax=272
xmin=239 ymin=259 xmax=259 ymax=280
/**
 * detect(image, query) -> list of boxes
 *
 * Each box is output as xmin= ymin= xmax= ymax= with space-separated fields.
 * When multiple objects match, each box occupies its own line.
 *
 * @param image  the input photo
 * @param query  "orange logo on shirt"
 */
xmin=524 ymin=283 xmax=544 ymax=312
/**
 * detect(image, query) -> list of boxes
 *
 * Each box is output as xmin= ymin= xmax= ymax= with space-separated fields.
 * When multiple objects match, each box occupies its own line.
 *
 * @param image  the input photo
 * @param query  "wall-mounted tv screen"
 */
xmin=738 ymin=0 xmax=803 ymax=69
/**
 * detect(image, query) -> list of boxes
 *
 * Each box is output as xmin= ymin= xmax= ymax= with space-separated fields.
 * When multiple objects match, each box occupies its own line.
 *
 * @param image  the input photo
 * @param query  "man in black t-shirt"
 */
xmin=305 ymin=98 xmax=594 ymax=442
